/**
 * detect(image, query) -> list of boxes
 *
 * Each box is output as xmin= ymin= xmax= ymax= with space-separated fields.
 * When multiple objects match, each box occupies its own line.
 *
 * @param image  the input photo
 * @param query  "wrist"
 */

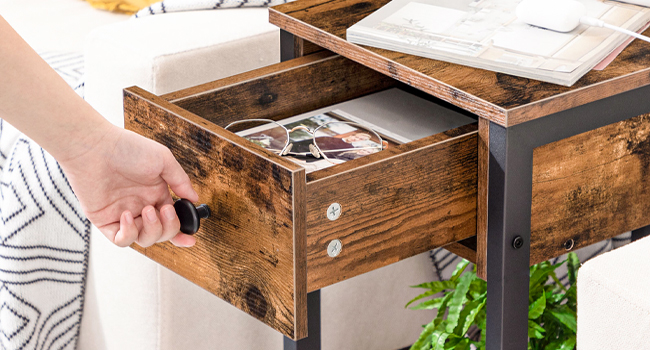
xmin=53 ymin=112 xmax=118 ymax=166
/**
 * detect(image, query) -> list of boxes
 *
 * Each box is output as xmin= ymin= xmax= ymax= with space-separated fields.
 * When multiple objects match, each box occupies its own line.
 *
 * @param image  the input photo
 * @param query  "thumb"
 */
xmin=160 ymin=148 xmax=199 ymax=202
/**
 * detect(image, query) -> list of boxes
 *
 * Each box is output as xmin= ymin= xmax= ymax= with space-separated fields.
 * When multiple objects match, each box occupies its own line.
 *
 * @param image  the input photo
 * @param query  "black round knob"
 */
xmin=174 ymin=199 xmax=210 ymax=235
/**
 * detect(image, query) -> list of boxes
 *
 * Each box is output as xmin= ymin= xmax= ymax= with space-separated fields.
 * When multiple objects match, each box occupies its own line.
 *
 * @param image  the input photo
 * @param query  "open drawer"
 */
xmin=123 ymin=51 xmax=478 ymax=340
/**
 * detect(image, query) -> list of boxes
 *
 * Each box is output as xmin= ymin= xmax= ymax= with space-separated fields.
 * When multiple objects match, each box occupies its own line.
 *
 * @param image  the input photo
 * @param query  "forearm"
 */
xmin=0 ymin=15 xmax=198 ymax=247
xmin=0 ymin=15 xmax=113 ymax=163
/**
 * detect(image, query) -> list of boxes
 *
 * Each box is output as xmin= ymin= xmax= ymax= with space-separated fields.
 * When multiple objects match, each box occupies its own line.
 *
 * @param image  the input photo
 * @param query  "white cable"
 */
xmin=580 ymin=16 xmax=650 ymax=44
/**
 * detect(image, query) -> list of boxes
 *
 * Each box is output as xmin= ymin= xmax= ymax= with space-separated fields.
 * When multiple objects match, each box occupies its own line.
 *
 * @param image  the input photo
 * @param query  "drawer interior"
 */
xmin=124 ymin=52 xmax=479 ymax=339
xmin=163 ymin=51 xmax=396 ymax=128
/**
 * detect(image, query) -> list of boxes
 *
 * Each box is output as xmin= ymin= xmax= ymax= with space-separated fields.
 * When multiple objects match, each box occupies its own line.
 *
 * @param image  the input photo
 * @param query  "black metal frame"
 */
xmin=284 ymin=291 xmax=321 ymax=350
xmin=280 ymin=30 xmax=296 ymax=62
xmin=279 ymin=31 xmax=650 ymax=349
xmin=487 ymin=84 xmax=650 ymax=349
xmin=632 ymin=225 xmax=650 ymax=241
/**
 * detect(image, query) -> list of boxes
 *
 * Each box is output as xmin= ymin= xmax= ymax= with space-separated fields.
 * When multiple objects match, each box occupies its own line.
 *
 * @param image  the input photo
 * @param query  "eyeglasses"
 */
xmin=225 ymin=119 xmax=387 ymax=163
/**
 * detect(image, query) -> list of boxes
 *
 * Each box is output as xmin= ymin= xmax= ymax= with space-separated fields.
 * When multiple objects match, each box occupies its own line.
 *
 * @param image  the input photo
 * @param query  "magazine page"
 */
xmin=347 ymin=0 xmax=650 ymax=85
xmin=234 ymin=110 xmax=405 ymax=174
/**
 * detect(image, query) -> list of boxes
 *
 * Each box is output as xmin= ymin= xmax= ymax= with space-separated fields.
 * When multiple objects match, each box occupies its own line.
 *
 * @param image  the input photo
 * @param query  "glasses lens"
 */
xmin=225 ymin=120 xmax=288 ymax=154
xmin=313 ymin=122 xmax=383 ymax=161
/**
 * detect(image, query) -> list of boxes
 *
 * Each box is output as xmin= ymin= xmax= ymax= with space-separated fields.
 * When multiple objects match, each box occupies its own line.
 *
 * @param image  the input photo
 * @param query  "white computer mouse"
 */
xmin=516 ymin=0 xmax=587 ymax=32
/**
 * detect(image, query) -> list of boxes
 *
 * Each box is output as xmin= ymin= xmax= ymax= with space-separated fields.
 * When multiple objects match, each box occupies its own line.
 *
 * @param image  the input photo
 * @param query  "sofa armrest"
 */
xmin=578 ymin=236 xmax=650 ymax=350
xmin=84 ymin=8 xmax=280 ymax=127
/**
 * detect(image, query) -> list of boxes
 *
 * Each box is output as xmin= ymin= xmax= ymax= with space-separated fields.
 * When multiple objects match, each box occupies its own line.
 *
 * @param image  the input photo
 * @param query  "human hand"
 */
xmin=0 ymin=16 xmax=197 ymax=247
xmin=59 ymin=122 xmax=199 ymax=248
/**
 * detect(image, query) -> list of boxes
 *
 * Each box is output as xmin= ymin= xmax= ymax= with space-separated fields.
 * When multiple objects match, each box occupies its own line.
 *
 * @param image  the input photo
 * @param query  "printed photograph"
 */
xmin=236 ymin=112 xmax=396 ymax=173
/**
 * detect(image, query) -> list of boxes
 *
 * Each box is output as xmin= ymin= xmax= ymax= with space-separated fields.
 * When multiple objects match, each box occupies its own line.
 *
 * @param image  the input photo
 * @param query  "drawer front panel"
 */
xmin=531 ymin=113 xmax=650 ymax=264
xmin=305 ymin=125 xmax=478 ymax=290
xmin=124 ymin=53 xmax=480 ymax=337
xmin=124 ymin=88 xmax=307 ymax=339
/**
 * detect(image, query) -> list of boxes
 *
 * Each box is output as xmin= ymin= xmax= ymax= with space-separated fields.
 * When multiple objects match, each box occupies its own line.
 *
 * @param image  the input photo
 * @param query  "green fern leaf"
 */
xmin=549 ymin=306 xmax=577 ymax=333
xmin=410 ymin=322 xmax=436 ymax=350
xmin=410 ymin=296 xmax=446 ymax=310
xmin=450 ymin=259 xmax=470 ymax=282
xmin=454 ymin=296 xmax=486 ymax=336
xmin=445 ymin=272 xmax=475 ymax=333
xmin=528 ymin=320 xmax=546 ymax=339
xmin=529 ymin=293 xmax=546 ymax=320
xmin=567 ymin=253 xmax=580 ymax=286
xmin=406 ymin=281 xmax=457 ymax=307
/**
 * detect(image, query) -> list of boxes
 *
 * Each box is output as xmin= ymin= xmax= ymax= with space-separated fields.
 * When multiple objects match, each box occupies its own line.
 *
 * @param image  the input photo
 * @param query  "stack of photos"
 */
xmin=235 ymin=111 xmax=402 ymax=173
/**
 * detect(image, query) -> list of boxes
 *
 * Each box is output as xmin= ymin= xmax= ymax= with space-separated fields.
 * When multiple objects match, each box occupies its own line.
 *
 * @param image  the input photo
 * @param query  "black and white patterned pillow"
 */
xmin=0 ymin=52 xmax=89 ymax=350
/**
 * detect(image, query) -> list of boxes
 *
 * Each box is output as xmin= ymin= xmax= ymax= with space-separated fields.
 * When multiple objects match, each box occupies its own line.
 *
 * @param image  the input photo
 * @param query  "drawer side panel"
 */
xmin=124 ymin=87 xmax=307 ymax=339
xmin=305 ymin=130 xmax=478 ymax=290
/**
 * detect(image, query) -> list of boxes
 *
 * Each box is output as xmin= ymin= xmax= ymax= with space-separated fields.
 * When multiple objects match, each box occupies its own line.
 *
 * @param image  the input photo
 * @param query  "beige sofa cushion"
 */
xmin=577 ymin=235 xmax=650 ymax=350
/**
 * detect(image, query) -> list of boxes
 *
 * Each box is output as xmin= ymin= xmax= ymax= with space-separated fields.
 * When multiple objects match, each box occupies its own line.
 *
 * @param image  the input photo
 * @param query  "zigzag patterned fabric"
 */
xmin=134 ymin=0 xmax=293 ymax=18
xmin=0 ymin=52 xmax=89 ymax=350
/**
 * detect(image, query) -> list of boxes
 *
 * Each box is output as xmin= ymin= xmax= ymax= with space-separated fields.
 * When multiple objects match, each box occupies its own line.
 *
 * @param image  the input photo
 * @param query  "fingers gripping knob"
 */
xmin=174 ymin=199 xmax=210 ymax=235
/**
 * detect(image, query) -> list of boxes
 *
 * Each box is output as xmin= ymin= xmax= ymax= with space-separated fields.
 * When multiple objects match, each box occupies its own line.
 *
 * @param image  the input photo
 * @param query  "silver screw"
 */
xmin=327 ymin=239 xmax=342 ymax=257
xmin=327 ymin=203 xmax=342 ymax=221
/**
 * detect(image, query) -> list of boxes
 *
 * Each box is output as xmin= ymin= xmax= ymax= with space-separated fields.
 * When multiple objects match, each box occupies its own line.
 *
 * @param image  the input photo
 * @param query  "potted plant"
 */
xmin=407 ymin=253 xmax=580 ymax=350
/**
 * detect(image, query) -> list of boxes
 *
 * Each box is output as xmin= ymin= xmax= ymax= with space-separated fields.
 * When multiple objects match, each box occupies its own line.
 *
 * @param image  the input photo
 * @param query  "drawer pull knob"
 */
xmin=174 ymin=199 xmax=211 ymax=235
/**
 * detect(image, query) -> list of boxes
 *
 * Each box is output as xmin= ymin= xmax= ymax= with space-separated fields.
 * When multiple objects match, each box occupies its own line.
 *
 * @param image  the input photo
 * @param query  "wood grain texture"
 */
xmin=296 ymin=37 xmax=322 ymax=57
xmin=303 ymin=40 xmax=323 ymax=56
xmin=445 ymin=238 xmax=477 ymax=265
xmin=162 ymin=52 xmax=396 ymax=128
xmin=162 ymin=51 xmax=334 ymax=101
xmin=292 ymin=35 xmax=305 ymax=58
xmin=476 ymin=118 xmax=489 ymax=279
xmin=305 ymin=127 xmax=479 ymax=291
xmin=307 ymin=123 xmax=477 ymax=182
xmin=292 ymin=165 xmax=307 ymax=337
xmin=124 ymin=87 xmax=308 ymax=340
xmin=270 ymin=0 xmax=650 ymax=127
xmin=530 ymin=113 xmax=650 ymax=265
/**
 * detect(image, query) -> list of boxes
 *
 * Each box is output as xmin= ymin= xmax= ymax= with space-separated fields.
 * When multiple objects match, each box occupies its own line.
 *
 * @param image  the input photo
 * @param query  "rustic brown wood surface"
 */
xmin=476 ymin=118 xmax=489 ymax=279
xmin=530 ymin=113 xmax=650 ymax=265
xmin=124 ymin=87 xmax=308 ymax=340
xmin=270 ymin=0 xmax=650 ymax=127
xmin=291 ymin=35 xmax=305 ymax=58
xmin=307 ymin=123 xmax=477 ymax=181
xmin=162 ymin=52 xmax=396 ymax=128
xmin=302 ymin=40 xmax=323 ymax=56
xmin=445 ymin=239 xmax=477 ymax=265
xmin=291 ymin=36 xmax=322 ymax=57
xmin=162 ymin=51 xmax=335 ymax=101
xmin=304 ymin=126 xmax=479 ymax=291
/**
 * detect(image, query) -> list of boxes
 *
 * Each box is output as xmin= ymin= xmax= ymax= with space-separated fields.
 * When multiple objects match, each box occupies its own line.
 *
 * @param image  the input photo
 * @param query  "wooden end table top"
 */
xmin=269 ymin=0 xmax=650 ymax=127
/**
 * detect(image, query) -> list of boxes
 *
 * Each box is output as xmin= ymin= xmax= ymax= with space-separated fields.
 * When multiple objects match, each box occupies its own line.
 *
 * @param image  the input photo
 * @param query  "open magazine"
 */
xmin=347 ymin=0 xmax=650 ymax=86
xmin=235 ymin=110 xmax=408 ymax=174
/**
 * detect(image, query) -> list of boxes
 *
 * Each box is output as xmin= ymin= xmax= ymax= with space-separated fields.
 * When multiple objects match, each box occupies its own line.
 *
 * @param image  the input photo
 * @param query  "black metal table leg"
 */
xmin=485 ymin=84 xmax=650 ymax=350
xmin=280 ymin=29 xmax=295 ymax=62
xmin=284 ymin=290 xmax=321 ymax=350
xmin=486 ymin=122 xmax=533 ymax=350
xmin=632 ymin=225 xmax=650 ymax=241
